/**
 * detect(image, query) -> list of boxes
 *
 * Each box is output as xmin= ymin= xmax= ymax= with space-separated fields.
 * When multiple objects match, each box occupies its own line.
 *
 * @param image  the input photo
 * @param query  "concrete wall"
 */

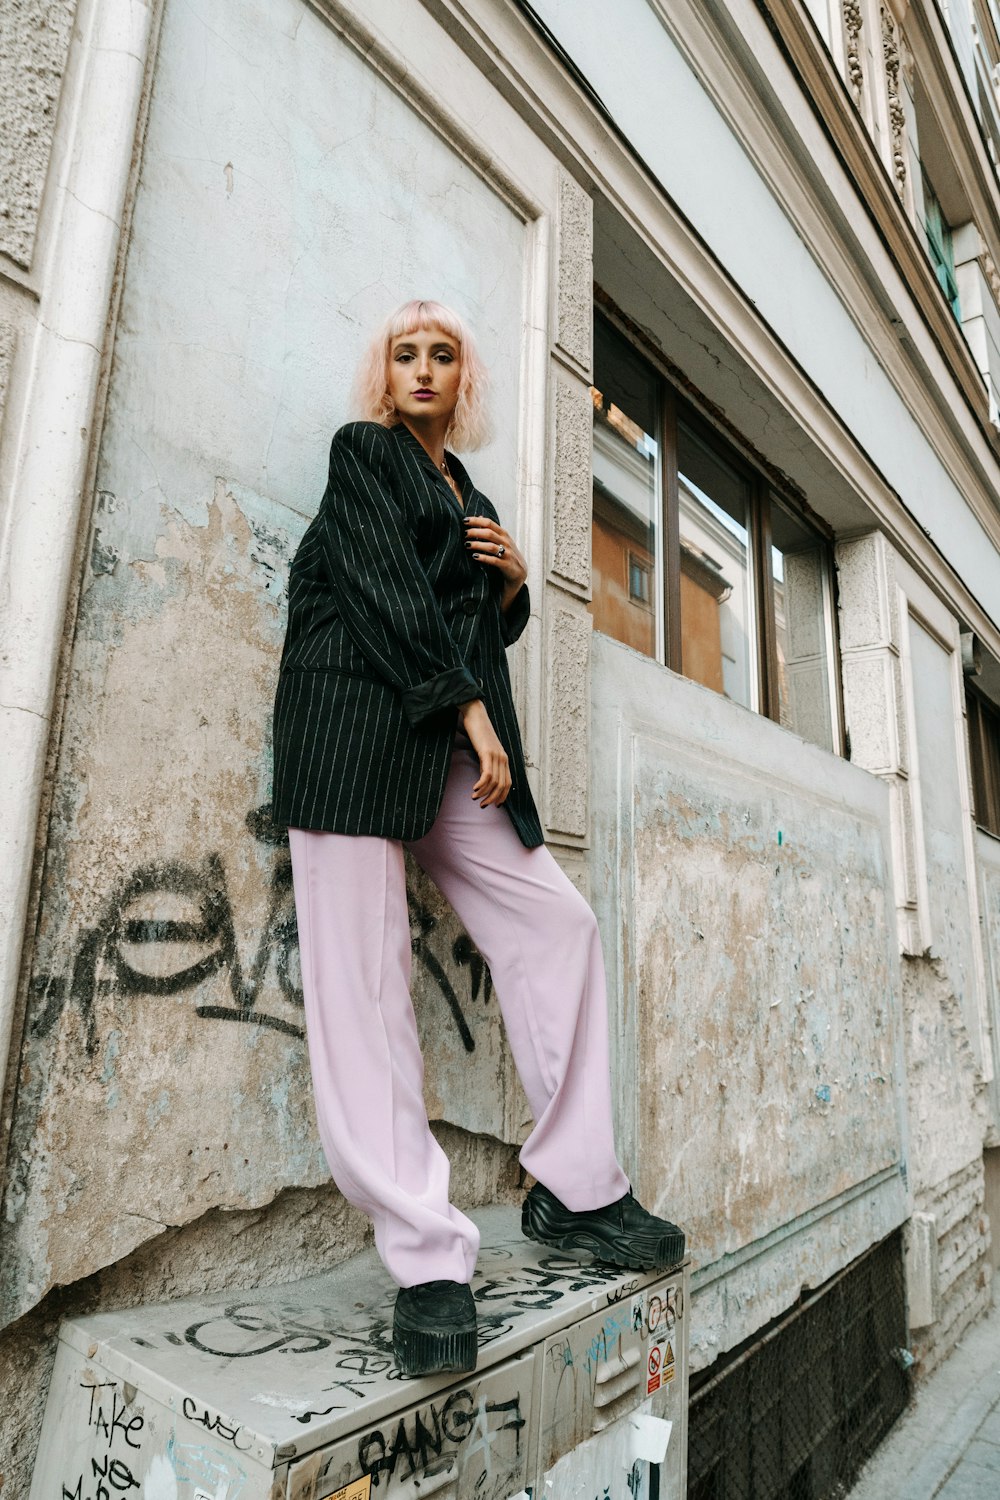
xmin=0 ymin=0 xmax=570 ymax=1478
xmin=2 ymin=0 xmax=1000 ymax=1483
xmin=0 ymin=0 xmax=555 ymax=1326
xmin=590 ymin=630 xmax=908 ymax=1369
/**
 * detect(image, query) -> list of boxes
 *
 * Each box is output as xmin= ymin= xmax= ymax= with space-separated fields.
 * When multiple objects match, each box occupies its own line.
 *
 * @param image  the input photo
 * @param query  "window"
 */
xmin=967 ymin=684 xmax=1000 ymax=835
xmin=628 ymin=552 xmax=652 ymax=605
xmin=589 ymin=311 xmax=842 ymax=754
xmin=921 ymin=167 xmax=961 ymax=321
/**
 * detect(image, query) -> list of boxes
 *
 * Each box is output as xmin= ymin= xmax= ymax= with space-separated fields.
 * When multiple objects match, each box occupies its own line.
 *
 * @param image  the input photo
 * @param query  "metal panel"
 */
xmin=286 ymin=1353 xmax=535 ymax=1500
xmin=536 ymin=1269 xmax=689 ymax=1498
xmin=28 ymin=1208 xmax=684 ymax=1499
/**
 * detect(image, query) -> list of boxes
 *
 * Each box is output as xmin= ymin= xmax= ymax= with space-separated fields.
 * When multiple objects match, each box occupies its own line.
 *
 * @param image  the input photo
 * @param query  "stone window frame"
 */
xmin=589 ymin=302 xmax=846 ymax=753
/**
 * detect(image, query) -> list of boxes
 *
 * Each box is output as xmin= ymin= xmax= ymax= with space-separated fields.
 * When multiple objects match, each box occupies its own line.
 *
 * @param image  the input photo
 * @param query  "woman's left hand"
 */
xmin=463 ymin=516 xmax=527 ymax=608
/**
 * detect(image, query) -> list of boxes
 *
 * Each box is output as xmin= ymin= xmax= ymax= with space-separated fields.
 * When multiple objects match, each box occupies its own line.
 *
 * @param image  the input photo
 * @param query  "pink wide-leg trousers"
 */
xmin=288 ymin=725 xmax=629 ymax=1287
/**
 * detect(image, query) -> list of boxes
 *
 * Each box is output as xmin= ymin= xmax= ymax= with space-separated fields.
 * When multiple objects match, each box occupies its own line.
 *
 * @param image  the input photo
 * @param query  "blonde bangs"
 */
xmin=350 ymin=298 xmax=492 ymax=451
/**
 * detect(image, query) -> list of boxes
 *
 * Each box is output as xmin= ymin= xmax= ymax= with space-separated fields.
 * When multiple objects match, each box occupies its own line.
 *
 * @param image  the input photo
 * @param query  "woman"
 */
xmin=271 ymin=299 xmax=684 ymax=1379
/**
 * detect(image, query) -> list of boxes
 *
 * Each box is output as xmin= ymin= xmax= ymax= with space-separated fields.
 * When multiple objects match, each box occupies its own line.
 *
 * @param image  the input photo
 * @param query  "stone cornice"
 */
xmin=755 ymin=0 xmax=994 ymax=435
xmin=425 ymin=0 xmax=1000 ymax=654
xmin=904 ymin=0 xmax=1000 ymax=233
xmin=650 ymin=0 xmax=1000 ymax=533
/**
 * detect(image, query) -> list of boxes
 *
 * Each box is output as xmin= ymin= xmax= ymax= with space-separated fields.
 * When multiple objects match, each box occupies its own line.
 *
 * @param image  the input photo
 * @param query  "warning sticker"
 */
xmin=329 ymin=1479 xmax=372 ymax=1500
xmin=647 ymin=1333 xmax=677 ymax=1395
xmin=646 ymin=1341 xmax=663 ymax=1395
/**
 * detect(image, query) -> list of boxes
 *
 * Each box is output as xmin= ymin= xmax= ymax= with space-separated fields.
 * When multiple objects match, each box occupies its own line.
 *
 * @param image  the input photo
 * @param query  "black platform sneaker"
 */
xmin=522 ymin=1183 xmax=685 ymax=1272
xmin=392 ymin=1280 xmax=478 ymax=1378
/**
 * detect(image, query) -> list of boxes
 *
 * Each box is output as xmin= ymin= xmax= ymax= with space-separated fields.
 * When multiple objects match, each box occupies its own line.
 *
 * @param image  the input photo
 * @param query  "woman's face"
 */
xmin=387 ymin=325 xmax=462 ymax=425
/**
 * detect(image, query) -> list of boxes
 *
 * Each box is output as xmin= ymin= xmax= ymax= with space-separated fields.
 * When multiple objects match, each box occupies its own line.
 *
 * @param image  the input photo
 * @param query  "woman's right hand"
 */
xmin=458 ymin=699 xmax=511 ymax=807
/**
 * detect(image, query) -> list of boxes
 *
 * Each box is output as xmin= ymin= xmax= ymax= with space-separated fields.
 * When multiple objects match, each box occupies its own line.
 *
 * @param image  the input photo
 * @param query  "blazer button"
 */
xmin=477 ymin=676 xmax=484 ymax=689
xmin=462 ymin=598 xmax=478 ymax=616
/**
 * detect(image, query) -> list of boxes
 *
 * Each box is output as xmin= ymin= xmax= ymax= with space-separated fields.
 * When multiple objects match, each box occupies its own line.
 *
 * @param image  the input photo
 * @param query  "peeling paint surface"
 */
xmin=2 ymin=0 xmax=529 ymax=1325
xmin=590 ymin=632 xmax=907 ymax=1355
xmin=630 ymin=728 xmax=898 ymax=1254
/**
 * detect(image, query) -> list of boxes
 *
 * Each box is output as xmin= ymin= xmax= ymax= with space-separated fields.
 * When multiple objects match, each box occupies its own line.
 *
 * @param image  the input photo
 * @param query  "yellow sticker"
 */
xmin=328 ymin=1478 xmax=372 ymax=1500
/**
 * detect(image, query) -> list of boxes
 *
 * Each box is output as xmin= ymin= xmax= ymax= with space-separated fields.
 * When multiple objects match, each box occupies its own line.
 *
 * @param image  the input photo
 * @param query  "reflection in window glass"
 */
xmin=590 ymin=320 xmax=659 ymax=660
xmin=677 ymin=420 xmax=754 ymax=709
xmin=771 ymin=498 xmax=834 ymax=752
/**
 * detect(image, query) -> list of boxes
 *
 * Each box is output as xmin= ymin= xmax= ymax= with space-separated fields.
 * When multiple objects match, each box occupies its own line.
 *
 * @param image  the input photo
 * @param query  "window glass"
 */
xmin=590 ymin=319 xmax=659 ymax=660
xmin=968 ymin=687 xmax=1000 ymax=836
xmin=921 ymin=167 xmax=961 ymax=320
xmin=770 ymin=498 xmax=835 ymax=752
xmin=677 ymin=419 xmax=754 ymax=709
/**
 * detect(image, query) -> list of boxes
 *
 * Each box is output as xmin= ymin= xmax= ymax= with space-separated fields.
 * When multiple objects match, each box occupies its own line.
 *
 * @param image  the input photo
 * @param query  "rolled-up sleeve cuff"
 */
xmin=401 ymin=665 xmax=482 ymax=726
xmin=500 ymin=582 xmax=531 ymax=647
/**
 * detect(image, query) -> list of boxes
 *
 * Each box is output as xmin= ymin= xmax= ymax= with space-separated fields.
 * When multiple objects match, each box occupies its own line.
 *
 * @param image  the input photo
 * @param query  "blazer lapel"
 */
xmin=389 ymin=422 xmax=481 ymax=519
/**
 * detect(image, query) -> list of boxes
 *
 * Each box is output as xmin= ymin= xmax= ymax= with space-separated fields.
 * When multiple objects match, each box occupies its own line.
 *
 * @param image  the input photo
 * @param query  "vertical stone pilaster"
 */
xmin=0 ymin=319 xmax=16 ymax=434
xmin=549 ymin=374 xmax=593 ymax=592
xmin=543 ymin=171 xmax=595 ymax=884
xmin=0 ymin=0 xmax=77 ymax=270
xmin=543 ymin=601 xmax=592 ymax=842
xmin=836 ymin=531 xmax=922 ymax=951
xmin=554 ymin=171 xmax=592 ymax=375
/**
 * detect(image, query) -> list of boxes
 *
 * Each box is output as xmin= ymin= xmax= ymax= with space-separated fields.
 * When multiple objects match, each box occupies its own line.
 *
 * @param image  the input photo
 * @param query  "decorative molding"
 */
xmin=431 ymin=0 xmax=1000 ymax=666
xmin=980 ymin=247 xmax=1000 ymax=306
xmin=881 ymin=5 xmax=908 ymax=195
xmin=843 ymin=0 xmax=864 ymax=107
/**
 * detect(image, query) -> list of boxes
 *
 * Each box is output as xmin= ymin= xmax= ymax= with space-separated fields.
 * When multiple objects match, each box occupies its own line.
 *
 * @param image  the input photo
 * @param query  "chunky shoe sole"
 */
xmin=392 ymin=1323 xmax=478 ymax=1378
xmin=522 ymin=1193 xmax=685 ymax=1273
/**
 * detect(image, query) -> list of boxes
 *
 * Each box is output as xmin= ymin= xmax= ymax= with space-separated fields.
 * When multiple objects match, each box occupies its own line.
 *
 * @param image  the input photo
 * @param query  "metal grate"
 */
xmin=686 ymin=1230 xmax=910 ymax=1500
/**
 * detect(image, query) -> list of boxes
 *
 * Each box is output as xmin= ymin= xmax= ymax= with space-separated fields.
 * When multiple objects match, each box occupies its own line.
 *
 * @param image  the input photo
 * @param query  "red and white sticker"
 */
xmin=647 ymin=1340 xmax=664 ymax=1394
xmin=647 ymin=1336 xmax=676 ymax=1394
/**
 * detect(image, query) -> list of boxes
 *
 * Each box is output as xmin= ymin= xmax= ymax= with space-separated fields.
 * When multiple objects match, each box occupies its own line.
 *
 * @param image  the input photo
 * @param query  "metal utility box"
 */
xmin=29 ymin=1207 xmax=688 ymax=1499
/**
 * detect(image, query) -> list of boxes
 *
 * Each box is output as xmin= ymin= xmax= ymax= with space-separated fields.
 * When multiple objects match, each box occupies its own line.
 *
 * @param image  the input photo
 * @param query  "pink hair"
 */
xmin=350 ymin=299 xmax=492 ymax=451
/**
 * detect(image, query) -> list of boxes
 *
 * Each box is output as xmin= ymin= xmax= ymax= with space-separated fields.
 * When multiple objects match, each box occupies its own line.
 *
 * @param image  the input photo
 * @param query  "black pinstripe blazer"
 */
xmin=271 ymin=420 xmax=545 ymax=848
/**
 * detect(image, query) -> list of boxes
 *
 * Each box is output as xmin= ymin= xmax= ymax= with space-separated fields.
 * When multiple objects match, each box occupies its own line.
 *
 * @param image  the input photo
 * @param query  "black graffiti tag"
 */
xmin=358 ymin=1387 xmax=524 ymax=1489
xmin=32 ymin=805 xmax=491 ymax=1053
xmin=61 ymin=1381 xmax=145 ymax=1498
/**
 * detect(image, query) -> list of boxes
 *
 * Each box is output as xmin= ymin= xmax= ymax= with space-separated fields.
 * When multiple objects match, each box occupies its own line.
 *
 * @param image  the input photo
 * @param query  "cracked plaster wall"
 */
xmin=2 ymin=0 xmax=538 ymax=1341
xmin=0 ymin=1125 xmax=520 ymax=1495
xmin=590 ymin=630 xmax=909 ymax=1370
xmin=835 ymin=534 xmax=995 ymax=1369
xmin=902 ymin=954 xmax=992 ymax=1375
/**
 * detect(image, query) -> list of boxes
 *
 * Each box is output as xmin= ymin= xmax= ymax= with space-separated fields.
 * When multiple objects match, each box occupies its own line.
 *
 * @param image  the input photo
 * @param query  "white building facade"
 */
xmin=2 ymin=0 xmax=1000 ymax=1491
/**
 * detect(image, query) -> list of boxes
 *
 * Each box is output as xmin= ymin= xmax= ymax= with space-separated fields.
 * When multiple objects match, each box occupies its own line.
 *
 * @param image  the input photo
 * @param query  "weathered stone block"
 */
xmin=0 ymin=0 xmax=76 ymax=268
xmin=905 ymin=1211 xmax=939 ymax=1329
xmin=543 ymin=600 xmax=591 ymax=839
xmin=555 ymin=169 xmax=593 ymax=373
xmin=550 ymin=375 xmax=593 ymax=591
